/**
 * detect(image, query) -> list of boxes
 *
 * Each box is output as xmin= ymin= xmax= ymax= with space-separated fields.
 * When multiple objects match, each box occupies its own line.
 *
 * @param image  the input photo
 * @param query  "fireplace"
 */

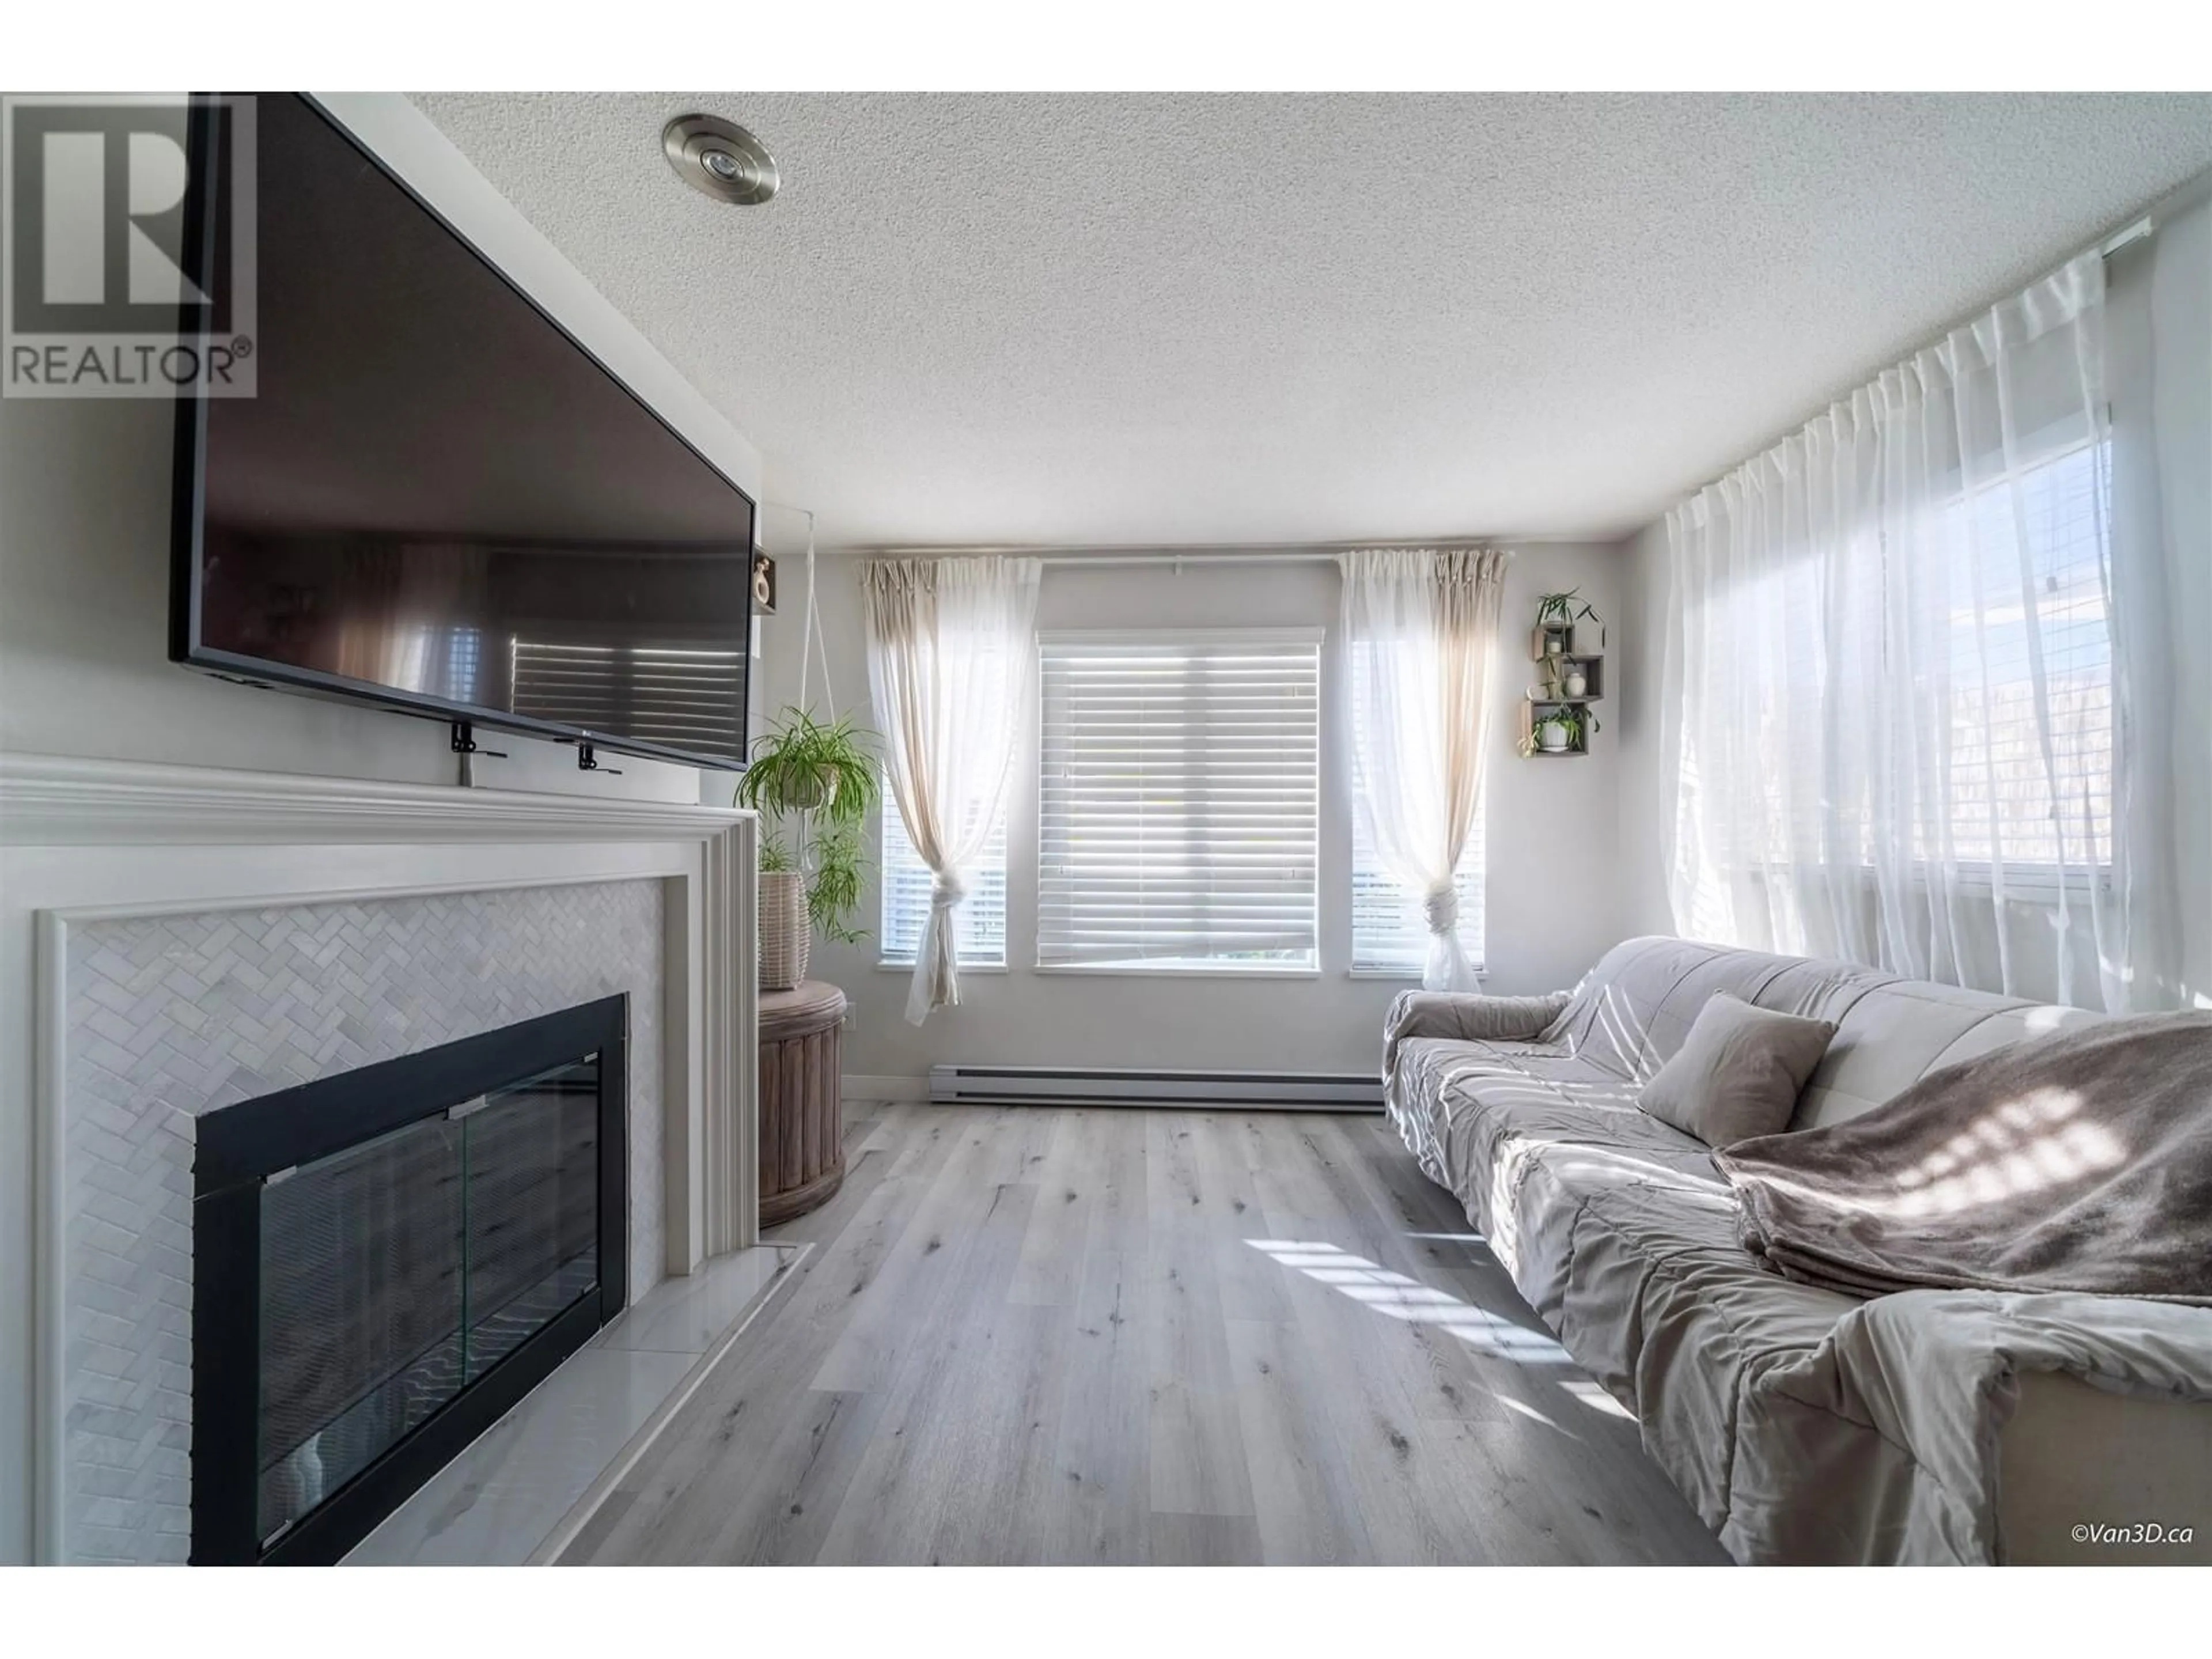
xmin=190 ymin=996 xmax=629 ymax=1565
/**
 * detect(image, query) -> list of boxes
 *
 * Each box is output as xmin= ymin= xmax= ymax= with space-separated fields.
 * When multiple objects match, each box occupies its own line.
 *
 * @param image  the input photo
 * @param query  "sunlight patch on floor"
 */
xmin=1494 ymin=1393 xmax=1580 ymax=1440
xmin=1245 ymin=1240 xmax=1574 ymax=1364
xmin=1560 ymin=1377 xmax=1637 ymax=1421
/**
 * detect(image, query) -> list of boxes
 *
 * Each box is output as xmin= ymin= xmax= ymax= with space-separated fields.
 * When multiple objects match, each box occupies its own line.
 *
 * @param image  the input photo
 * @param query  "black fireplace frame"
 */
xmin=190 ymin=995 xmax=628 ymax=1566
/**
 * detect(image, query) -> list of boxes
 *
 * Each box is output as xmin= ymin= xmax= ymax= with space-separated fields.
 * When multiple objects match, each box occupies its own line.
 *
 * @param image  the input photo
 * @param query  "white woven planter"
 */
xmin=758 ymin=869 xmax=811 ymax=991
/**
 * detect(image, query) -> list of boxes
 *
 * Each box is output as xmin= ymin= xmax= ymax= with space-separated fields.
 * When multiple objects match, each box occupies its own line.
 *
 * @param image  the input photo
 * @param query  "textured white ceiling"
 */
xmin=410 ymin=92 xmax=2212 ymax=551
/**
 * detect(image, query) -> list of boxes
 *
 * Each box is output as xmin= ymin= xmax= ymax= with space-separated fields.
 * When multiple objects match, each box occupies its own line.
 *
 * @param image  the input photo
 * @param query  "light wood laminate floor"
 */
xmin=562 ymin=1103 xmax=1729 ymax=1566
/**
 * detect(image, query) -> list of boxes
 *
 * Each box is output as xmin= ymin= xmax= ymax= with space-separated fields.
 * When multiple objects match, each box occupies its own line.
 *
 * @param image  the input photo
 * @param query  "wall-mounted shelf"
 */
xmin=1518 ymin=697 xmax=1597 ymax=756
xmin=1523 ymin=624 xmax=1604 ymax=757
xmin=1527 ymin=652 xmax=1604 ymax=703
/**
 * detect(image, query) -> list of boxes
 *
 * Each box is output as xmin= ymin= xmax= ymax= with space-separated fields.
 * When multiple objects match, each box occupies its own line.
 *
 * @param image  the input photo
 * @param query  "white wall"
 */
xmin=2142 ymin=199 xmax=2212 ymax=1007
xmin=759 ymin=541 xmax=1630 ymax=1081
xmin=0 ymin=94 xmax=763 ymax=806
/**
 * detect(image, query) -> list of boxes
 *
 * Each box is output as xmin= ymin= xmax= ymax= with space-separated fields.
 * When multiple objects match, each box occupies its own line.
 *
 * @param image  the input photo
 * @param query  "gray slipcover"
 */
xmin=1384 ymin=935 xmax=2212 ymax=1565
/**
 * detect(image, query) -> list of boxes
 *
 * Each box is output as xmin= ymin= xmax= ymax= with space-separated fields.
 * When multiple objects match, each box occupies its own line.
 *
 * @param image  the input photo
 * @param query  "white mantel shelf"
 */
xmin=0 ymin=751 xmax=748 ymax=845
xmin=0 ymin=750 xmax=760 ymax=1565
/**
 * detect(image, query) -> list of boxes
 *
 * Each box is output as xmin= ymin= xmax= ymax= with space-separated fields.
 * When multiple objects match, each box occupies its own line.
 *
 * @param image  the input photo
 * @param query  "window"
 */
xmin=1665 ymin=259 xmax=2128 ymax=1003
xmin=1681 ymin=438 xmax=2114 ymax=900
xmin=1037 ymin=630 xmax=1320 ymax=972
xmin=1922 ymin=441 xmax=2113 ymax=872
xmin=878 ymin=788 xmax=1007 ymax=967
xmin=1747 ymin=440 xmax=2115 ymax=881
xmin=1350 ymin=815 xmax=1485 ymax=976
xmin=1350 ymin=824 xmax=1483 ymax=976
xmin=1345 ymin=638 xmax=1486 ymax=974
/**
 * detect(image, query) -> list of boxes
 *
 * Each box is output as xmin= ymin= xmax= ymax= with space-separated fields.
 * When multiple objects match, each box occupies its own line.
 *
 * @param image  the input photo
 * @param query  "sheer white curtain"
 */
xmin=1340 ymin=547 xmax=1506 ymax=990
xmin=862 ymin=555 xmax=1041 ymax=1024
xmin=1661 ymin=251 xmax=2166 ymax=1012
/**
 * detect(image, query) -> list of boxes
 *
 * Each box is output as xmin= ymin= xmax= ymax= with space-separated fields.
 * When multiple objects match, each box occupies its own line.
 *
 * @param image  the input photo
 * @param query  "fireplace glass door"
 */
xmin=256 ymin=1057 xmax=601 ymax=1546
xmin=192 ymin=995 xmax=626 ymax=1566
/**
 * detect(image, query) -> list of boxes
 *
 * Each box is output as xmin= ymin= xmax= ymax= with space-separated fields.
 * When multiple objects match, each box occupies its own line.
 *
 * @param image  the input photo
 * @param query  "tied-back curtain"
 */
xmin=1340 ymin=547 xmax=1507 ymax=990
xmin=862 ymin=555 xmax=1041 ymax=1025
xmin=1661 ymin=251 xmax=2154 ymax=1012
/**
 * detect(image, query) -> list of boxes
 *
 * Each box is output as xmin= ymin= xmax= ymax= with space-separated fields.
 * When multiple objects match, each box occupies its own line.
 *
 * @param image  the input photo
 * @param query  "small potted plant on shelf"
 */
xmin=737 ymin=707 xmax=881 ymax=990
xmin=1520 ymin=704 xmax=1599 ymax=757
xmin=1533 ymin=588 xmax=1607 ymax=657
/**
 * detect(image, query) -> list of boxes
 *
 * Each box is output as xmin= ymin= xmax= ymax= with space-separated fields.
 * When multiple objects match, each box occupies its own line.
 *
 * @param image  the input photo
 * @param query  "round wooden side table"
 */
xmin=758 ymin=979 xmax=846 ymax=1227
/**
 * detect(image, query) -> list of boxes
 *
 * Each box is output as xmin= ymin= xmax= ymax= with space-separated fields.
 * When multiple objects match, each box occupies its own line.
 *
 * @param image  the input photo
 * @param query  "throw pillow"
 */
xmin=1638 ymin=993 xmax=1836 ymax=1147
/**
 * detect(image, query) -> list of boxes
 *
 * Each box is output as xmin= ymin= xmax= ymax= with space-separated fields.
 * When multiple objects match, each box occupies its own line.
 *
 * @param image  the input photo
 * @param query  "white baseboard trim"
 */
xmin=842 ymin=1073 xmax=930 ymax=1103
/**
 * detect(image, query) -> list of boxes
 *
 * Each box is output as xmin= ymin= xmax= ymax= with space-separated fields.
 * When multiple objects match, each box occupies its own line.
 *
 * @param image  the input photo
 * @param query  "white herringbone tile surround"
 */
xmin=61 ymin=881 xmax=666 ymax=1566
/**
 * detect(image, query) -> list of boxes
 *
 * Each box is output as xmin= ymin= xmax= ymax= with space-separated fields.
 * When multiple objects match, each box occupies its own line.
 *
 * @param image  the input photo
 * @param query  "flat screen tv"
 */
xmin=171 ymin=93 xmax=757 ymax=770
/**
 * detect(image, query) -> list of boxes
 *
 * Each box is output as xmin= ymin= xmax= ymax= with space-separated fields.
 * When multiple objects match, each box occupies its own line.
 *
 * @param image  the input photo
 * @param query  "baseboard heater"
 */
xmin=927 ymin=1064 xmax=1383 ymax=1111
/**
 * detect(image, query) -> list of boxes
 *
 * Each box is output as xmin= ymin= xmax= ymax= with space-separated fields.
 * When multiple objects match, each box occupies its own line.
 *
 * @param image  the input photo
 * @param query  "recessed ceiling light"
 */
xmin=661 ymin=113 xmax=779 ymax=207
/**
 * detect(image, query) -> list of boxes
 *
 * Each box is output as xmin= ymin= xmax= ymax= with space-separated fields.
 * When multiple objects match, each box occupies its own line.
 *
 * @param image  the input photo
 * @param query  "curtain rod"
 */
xmin=757 ymin=506 xmax=1522 ymax=565
xmin=1040 ymin=550 xmax=1338 ymax=569
xmin=1034 ymin=547 xmax=1514 ymax=569
xmin=757 ymin=508 xmax=1500 ymax=566
xmin=1665 ymin=192 xmax=2188 ymax=518
xmin=2100 ymin=216 xmax=2153 ymax=259
xmin=824 ymin=544 xmax=1515 ymax=569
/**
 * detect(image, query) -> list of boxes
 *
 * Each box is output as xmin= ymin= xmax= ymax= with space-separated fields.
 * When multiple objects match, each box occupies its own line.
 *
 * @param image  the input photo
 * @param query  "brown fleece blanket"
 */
xmin=1715 ymin=1012 xmax=2212 ymax=1304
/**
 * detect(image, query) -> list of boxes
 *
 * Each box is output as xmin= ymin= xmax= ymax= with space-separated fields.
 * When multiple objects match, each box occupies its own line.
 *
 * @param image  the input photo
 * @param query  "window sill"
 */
xmin=1032 ymin=963 xmax=1321 ymax=980
xmin=1347 ymin=967 xmax=1489 ymax=982
xmin=876 ymin=963 xmax=1488 ymax=982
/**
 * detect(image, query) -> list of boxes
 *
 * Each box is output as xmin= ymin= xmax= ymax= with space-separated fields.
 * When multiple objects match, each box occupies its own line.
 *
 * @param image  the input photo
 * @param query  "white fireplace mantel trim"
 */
xmin=0 ymin=751 xmax=759 ymax=1565
xmin=0 ymin=751 xmax=752 ymax=845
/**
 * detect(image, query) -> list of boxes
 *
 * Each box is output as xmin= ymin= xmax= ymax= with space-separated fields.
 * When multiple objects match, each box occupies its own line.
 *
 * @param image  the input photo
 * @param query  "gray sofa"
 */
xmin=1384 ymin=935 xmax=2212 ymax=1565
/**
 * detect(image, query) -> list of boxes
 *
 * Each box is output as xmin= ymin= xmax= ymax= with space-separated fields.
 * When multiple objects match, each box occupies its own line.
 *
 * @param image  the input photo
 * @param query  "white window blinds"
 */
xmin=879 ymin=789 xmax=1008 ymax=967
xmin=1037 ymin=630 xmax=1320 ymax=971
xmin=1923 ymin=440 xmax=2113 ymax=871
xmin=1350 ymin=808 xmax=1485 ymax=975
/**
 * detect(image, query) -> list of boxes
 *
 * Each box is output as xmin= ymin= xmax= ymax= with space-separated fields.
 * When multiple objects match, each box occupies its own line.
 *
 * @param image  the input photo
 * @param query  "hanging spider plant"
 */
xmin=736 ymin=707 xmax=881 ymax=944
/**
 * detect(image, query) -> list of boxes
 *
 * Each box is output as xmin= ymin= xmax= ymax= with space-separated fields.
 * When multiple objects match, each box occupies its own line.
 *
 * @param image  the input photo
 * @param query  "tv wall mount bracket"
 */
xmin=449 ymin=721 xmax=506 ymax=760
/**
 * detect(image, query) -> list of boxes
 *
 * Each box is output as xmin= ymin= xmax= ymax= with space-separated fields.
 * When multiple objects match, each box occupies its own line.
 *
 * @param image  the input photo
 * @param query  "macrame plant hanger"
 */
xmin=737 ymin=503 xmax=837 ymax=813
xmin=790 ymin=507 xmax=836 ymax=723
